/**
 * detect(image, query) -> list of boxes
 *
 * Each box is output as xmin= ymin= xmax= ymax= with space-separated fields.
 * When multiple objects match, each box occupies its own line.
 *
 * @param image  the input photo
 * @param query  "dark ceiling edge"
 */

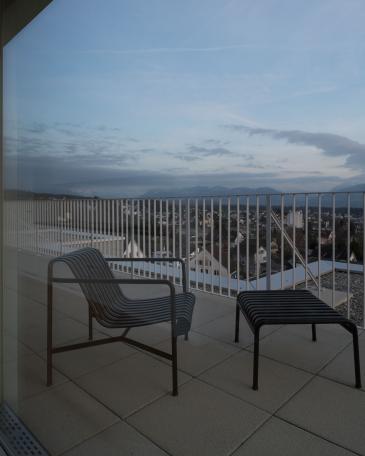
xmin=2 ymin=0 xmax=53 ymax=46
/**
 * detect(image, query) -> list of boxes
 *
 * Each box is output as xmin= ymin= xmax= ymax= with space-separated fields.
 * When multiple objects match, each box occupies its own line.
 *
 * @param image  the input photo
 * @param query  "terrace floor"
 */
xmin=3 ymin=252 xmax=365 ymax=456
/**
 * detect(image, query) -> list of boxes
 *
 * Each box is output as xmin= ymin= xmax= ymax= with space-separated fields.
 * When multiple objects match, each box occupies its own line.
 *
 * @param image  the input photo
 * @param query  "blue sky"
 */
xmin=4 ymin=0 xmax=365 ymax=196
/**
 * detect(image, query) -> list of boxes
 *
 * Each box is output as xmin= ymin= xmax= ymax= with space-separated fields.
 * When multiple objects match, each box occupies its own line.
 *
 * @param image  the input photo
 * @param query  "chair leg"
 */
xmin=253 ymin=328 xmax=260 ymax=390
xmin=351 ymin=326 xmax=362 ymax=389
xmin=47 ymin=282 xmax=53 ymax=387
xmin=88 ymin=306 xmax=93 ymax=341
xmin=235 ymin=303 xmax=240 ymax=343
xmin=311 ymin=324 xmax=317 ymax=342
xmin=172 ymin=335 xmax=178 ymax=396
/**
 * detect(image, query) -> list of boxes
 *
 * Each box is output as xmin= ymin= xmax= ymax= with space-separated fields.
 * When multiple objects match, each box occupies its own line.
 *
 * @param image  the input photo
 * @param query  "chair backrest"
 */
xmin=50 ymin=247 xmax=124 ymax=320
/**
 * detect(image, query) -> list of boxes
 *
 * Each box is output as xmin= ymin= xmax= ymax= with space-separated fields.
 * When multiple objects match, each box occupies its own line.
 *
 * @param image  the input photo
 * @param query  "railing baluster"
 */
xmin=363 ymin=192 xmax=365 ymax=329
xmin=166 ymin=199 xmax=169 ymax=279
xmin=131 ymin=199 xmax=135 ymax=277
xmin=292 ymin=194 xmax=296 ymax=290
xmin=246 ymin=196 xmax=250 ymax=290
xmin=195 ymin=198 xmax=198 ymax=289
xmin=120 ymin=199 xmax=123 ymax=258
xmin=347 ymin=193 xmax=351 ymax=319
xmin=203 ymin=198 xmax=206 ymax=292
xmin=318 ymin=194 xmax=321 ymax=298
xmin=236 ymin=196 xmax=240 ymax=295
xmin=227 ymin=197 xmax=231 ymax=297
xmin=256 ymin=195 xmax=259 ymax=289
xmin=112 ymin=199 xmax=116 ymax=270
xmin=115 ymin=200 xmax=119 ymax=258
xmin=107 ymin=199 xmax=113 ymax=256
xmin=142 ymin=200 xmax=146 ymax=276
xmin=141 ymin=199 xmax=145 ymax=276
xmin=153 ymin=200 xmax=157 ymax=277
xmin=186 ymin=198 xmax=191 ymax=290
xmin=305 ymin=194 xmax=308 ymax=288
xmin=179 ymin=199 xmax=182 ymax=286
xmin=219 ymin=197 xmax=222 ymax=295
xmin=210 ymin=198 xmax=214 ymax=292
xmin=172 ymin=199 xmax=176 ymax=284
xmin=148 ymin=199 xmax=151 ymax=258
xmin=96 ymin=199 xmax=100 ymax=254
xmin=103 ymin=200 xmax=107 ymax=256
xmin=125 ymin=200 xmax=129 ymax=264
xmin=332 ymin=193 xmax=336 ymax=308
xmin=281 ymin=194 xmax=284 ymax=290
xmin=137 ymin=199 xmax=140 ymax=275
xmin=160 ymin=199 xmax=163 ymax=278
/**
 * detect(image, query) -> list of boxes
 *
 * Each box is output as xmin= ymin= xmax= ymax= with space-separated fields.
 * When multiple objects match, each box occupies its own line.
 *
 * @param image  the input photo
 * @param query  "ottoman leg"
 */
xmin=312 ymin=324 xmax=317 ymax=342
xmin=235 ymin=303 xmax=240 ymax=343
xmin=351 ymin=326 xmax=362 ymax=389
xmin=253 ymin=328 xmax=260 ymax=390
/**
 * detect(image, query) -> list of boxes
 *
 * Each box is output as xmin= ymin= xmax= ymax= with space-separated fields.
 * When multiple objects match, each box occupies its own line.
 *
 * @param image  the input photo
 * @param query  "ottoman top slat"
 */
xmin=237 ymin=289 xmax=348 ymax=328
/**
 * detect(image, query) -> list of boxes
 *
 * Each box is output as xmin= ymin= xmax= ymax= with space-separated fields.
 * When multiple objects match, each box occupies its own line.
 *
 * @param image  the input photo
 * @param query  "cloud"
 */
xmin=83 ymin=44 xmax=260 ymax=56
xmin=187 ymin=144 xmax=238 ymax=157
xmin=225 ymin=124 xmax=365 ymax=169
xmin=204 ymin=139 xmax=230 ymax=146
xmin=4 ymin=145 xmax=343 ymax=196
xmin=23 ymin=122 xmax=49 ymax=134
xmin=178 ymin=155 xmax=202 ymax=162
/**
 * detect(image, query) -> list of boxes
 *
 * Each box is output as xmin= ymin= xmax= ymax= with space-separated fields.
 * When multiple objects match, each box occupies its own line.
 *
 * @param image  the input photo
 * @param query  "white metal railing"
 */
xmin=4 ymin=192 xmax=365 ymax=326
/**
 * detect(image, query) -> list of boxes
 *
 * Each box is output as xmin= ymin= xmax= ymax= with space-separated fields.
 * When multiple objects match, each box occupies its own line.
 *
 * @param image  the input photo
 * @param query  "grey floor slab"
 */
xmin=17 ymin=295 xmax=48 ymax=331
xmin=200 ymin=350 xmax=312 ymax=413
xmin=3 ymin=353 xmax=67 ymax=404
xmin=43 ymin=333 xmax=138 ymax=379
xmin=190 ymin=292 xmax=235 ymax=329
xmin=53 ymin=286 xmax=90 ymax=322
xmin=277 ymin=376 xmax=365 ymax=455
xmin=319 ymin=332 xmax=364 ymax=389
xmin=17 ymin=315 xmax=90 ymax=354
xmin=233 ymin=417 xmax=357 ymax=456
xmin=155 ymin=331 xmax=240 ymax=376
xmin=75 ymin=352 xmax=191 ymax=418
xmin=94 ymin=321 xmax=172 ymax=346
xmin=128 ymin=379 xmax=268 ymax=456
xmin=19 ymin=382 xmax=119 ymax=455
xmin=195 ymin=312 xmax=280 ymax=348
xmin=63 ymin=421 xmax=168 ymax=456
xmin=18 ymin=273 xmax=46 ymax=304
xmin=2 ymin=333 xmax=33 ymax=363
xmin=250 ymin=324 xmax=352 ymax=373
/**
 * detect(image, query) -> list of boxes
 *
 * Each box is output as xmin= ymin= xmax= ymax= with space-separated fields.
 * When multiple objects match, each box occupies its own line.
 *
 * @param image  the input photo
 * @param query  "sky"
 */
xmin=3 ymin=0 xmax=365 ymax=196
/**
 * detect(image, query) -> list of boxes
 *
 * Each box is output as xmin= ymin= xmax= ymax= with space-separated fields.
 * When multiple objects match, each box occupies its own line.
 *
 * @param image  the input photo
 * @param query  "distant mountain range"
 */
xmin=141 ymin=186 xmax=280 ymax=199
xmin=141 ymin=184 xmax=365 ymax=208
xmin=7 ymin=183 xmax=365 ymax=208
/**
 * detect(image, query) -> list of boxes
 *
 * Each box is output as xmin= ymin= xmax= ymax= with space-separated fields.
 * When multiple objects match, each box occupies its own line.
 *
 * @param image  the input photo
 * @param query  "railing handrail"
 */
xmin=4 ymin=190 xmax=365 ymax=202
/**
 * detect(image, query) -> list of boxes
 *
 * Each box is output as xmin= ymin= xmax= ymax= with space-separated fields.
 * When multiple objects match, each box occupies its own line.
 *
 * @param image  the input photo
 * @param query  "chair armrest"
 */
xmin=105 ymin=257 xmax=187 ymax=292
xmin=48 ymin=277 xmax=177 ymax=326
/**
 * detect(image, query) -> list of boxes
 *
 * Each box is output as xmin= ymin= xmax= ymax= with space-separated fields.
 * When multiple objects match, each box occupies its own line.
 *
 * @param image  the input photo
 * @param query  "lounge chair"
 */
xmin=47 ymin=247 xmax=195 ymax=395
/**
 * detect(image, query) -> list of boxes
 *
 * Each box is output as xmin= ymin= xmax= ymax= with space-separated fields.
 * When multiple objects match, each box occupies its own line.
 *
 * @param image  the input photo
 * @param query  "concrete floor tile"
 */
xmin=278 ymin=376 xmax=365 ymax=455
xmin=75 ymin=352 xmax=191 ymax=417
xmin=63 ymin=421 xmax=168 ymax=456
xmin=200 ymin=350 xmax=312 ymax=413
xmin=233 ymin=417 xmax=357 ymax=456
xmin=19 ymin=382 xmax=119 ymax=455
xmin=128 ymin=379 xmax=268 ymax=456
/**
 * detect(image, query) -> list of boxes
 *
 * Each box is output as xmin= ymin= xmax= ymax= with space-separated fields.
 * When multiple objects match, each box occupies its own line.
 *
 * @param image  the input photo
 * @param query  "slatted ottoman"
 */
xmin=235 ymin=289 xmax=362 ymax=390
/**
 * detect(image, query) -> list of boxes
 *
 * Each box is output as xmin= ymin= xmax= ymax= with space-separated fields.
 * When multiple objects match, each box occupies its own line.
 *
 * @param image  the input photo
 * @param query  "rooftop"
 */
xmin=4 ymin=252 xmax=365 ymax=456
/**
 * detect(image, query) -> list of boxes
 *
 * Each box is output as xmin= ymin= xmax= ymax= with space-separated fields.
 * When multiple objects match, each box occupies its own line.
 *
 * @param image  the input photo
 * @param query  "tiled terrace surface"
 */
xmin=3 ymin=252 xmax=365 ymax=456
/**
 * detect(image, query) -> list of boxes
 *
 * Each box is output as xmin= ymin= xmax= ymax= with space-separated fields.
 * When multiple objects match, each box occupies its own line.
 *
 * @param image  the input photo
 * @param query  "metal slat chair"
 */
xmin=47 ymin=247 xmax=195 ymax=396
xmin=235 ymin=289 xmax=361 ymax=391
